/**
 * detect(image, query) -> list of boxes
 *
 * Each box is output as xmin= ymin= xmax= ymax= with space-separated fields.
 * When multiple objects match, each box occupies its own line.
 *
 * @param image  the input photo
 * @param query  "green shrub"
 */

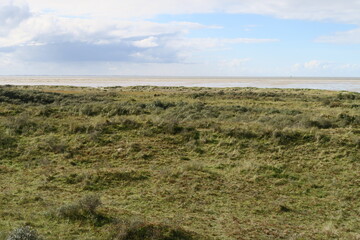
xmin=55 ymin=195 xmax=112 ymax=227
xmin=73 ymin=102 xmax=148 ymax=117
xmin=337 ymin=113 xmax=360 ymax=126
xmin=0 ymin=129 xmax=17 ymax=149
xmin=111 ymin=222 xmax=200 ymax=240
xmin=118 ymin=119 xmax=142 ymax=130
xmin=153 ymin=100 xmax=176 ymax=109
xmin=82 ymin=170 xmax=150 ymax=191
xmin=303 ymin=118 xmax=335 ymax=129
xmin=129 ymin=143 xmax=142 ymax=153
xmin=78 ymin=104 xmax=103 ymax=116
xmin=0 ymin=88 xmax=59 ymax=105
xmin=4 ymin=113 xmax=37 ymax=135
xmin=337 ymin=92 xmax=360 ymax=100
xmin=67 ymin=122 xmax=93 ymax=134
xmin=272 ymin=129 xmax=314 ymax=145
xmin=158 ymin=121 xmax=184 ymax=135
xmin=36 ymin=106 xmax=56 ymax=117
xmin=224 ymin=128 xmax=258 ymax=139
xmin=56 ymin=195 xmax=101 ymax=220
xmin=181 ymin=127 xmax=200 ymax=141
xmin=37 ymin=135 xmax=68 ymax=153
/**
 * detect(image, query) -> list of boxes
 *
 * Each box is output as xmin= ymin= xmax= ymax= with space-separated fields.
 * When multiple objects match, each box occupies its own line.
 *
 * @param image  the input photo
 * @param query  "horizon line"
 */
xmin=0 ymin=75 xmax=360 ymax=79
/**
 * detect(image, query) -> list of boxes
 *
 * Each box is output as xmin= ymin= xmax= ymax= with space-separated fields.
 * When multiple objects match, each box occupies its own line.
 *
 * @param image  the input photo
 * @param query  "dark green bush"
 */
xmin=4 ymin=113 xmax=37 ymax=135
xmin=337 ymin=113 xmax=360 ymax=126
xmin=272 ymin=129 xmax=315 ymax=145
xmin=0 ymin=129 xmax=17 ymax=149
xmin=56 ymin=195 xmax=101 ymax=220
xmin=37 ymin=135 xmax=68 ymax=153
xmin=153 ymin=100 xmax=176 ymax=110
xmin=158 ymin=121 xmax=184 ymax=135
xmin=111 ymin=222 xmax=200 ymax=240
xmin=119 ymin=119 xmax=142 ymax=130
xmin=0 ymin=88 xmax=58 ymax=105
xmin=304 ymin=118 xmax=335 ymax=129
xmin=224 ymin=128 xmax=258 ymax=139
xmin=82 ymin=170 xmax=150 ymax=190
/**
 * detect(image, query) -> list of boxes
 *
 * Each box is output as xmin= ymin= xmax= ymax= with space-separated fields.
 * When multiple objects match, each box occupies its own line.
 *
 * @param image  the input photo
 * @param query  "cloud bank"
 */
xmin=23 ymin=0 xmax=360 ymax=24
xmin=0 ymin=1 xmax=278 ymax=66
xmin=0 ymin=0 xmax=359 ymax=75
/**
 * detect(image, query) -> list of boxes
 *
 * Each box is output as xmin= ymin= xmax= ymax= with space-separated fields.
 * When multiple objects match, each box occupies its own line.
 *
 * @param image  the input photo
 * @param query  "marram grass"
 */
xmin=0 ymin=85 xmax=359 ymax=239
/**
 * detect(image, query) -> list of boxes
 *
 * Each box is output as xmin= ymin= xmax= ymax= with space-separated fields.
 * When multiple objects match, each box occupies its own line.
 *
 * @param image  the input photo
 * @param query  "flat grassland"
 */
xmin=0 ymin=85 xmax=359 ymax=239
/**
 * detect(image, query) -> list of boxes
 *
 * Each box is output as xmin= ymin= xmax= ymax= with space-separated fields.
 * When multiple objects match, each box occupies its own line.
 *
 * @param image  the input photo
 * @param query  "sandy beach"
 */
xmin=0 ymin=76 xmax=360 ymax=92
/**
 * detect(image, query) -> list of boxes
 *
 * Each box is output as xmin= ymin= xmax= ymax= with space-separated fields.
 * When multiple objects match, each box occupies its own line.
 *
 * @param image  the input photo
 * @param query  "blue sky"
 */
xmin=153 ymin=13 xmax=359 ymax=76
xmin=0 ymin=0 xmax=360 ymax=76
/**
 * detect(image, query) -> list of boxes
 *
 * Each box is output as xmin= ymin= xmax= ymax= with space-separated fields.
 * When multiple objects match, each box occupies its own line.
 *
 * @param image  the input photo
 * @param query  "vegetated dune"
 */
xmin=0 ymin=85 xmax=359 ymax=240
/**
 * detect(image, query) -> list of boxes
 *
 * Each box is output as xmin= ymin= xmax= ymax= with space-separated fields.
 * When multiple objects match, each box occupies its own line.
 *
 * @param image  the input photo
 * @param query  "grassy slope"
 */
xmin=0 ymin=85 xmax=359 ymax=239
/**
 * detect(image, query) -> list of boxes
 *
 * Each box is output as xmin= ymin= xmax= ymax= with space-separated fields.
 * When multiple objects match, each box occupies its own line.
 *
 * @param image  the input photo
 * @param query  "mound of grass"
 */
xmin=111 ymin=222 xmax=205 ymax=240
xmin=54 ymin=195 xmax=112 ymax=227
xmin=82 ymin=170 xmax=150 ymax=191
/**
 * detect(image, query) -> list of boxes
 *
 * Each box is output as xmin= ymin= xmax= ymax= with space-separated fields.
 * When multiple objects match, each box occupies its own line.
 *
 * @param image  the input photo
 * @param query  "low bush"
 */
xmin=337 ymin=113 xmax=360 ymax=127
xmin=119 ymin=119 xmax=142 ymax=130
xmin=0 ymin=129 xmax=17 ymax=149
xmin=0 ymin=88 xmax=60 ymax=105
xmin=82 ymin=170 xmax=150 ymax=191
xmin=72 ymin=102 xmax=148 ymax=117
xmin=56 ymin=195 xmax=101 ymax=220
xmin=156 ymin=121 xmax=184 ymax=135
xmin=304 ymin=118 xmax=336 ymax=129
xmin=152 ymin=100 xmax=176 ymax=110
xmin=6 ymin=226 xmax=42 ymax=240
xmin=111 ymin=221 xmax=202 ymax=240
xmin=223 ymin=127 xmax=258 ymax=139
xmin=4 ymin=113 xmax=37 ymax=135
xmin=272 ymin=129 xmax=315 ymax=145
xmin=36 ymin=135 xmax=68 ymax=153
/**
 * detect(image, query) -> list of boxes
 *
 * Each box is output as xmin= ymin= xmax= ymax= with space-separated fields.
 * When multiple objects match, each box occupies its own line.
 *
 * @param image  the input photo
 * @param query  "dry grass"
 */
xmin=0 ymin=85 xmax=359 ymax=239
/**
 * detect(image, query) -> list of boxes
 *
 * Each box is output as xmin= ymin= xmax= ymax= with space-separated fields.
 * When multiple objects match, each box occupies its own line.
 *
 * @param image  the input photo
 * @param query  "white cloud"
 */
xmin=338 ymin=63 xmax=360 ymax=70
xmin=293 ymin=60 xmax=332 ymax=70
xmin=0 ymin=1 xmax=30 ymax=36
xmin=133 ymin=36 xmax=159 ymax=48
xmin=1 ymin=1 xmax=359 ymax=75
xmin=0 ymin=15 xmax=208 ymax=49
xmin=219 ymin=58 xmax=250 ymax=68
xmin=304 ymin=60 xmax=323 ymax=69
xmin=316 ymin=28 xmax=360 ymax=44
xmin=292 ymin=60 xmax=360 ymax=76
xmin=165 ymin=38 xmax=277 ymax=52
xmin=0 ymin=1 xmax=278 ymax=65
xmin=22 ymin=0 xmax=360 ymax=24
xmin=226 ymin=1 xmax=360 ymax=24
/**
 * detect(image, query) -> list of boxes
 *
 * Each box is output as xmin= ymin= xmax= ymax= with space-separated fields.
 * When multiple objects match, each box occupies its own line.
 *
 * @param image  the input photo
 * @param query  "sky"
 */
xmin=0 ymin=0 xmax=360 ymax=76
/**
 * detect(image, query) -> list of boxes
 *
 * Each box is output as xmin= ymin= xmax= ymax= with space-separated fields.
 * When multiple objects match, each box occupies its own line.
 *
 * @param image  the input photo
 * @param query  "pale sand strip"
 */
xmin=0 ymin=76 xmax=359 ymax=92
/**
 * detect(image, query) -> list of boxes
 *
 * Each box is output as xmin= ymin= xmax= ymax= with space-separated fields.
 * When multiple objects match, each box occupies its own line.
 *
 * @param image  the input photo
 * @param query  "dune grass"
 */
xmin=0 ymin=85 xmax=359 ymax=239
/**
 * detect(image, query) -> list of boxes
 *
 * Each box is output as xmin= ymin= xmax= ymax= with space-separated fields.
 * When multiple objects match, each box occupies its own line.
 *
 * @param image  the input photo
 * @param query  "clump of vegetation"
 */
xmin=54 ymin=195 xmax=110 ymax=226
xmin=56 ymin=195 xmax=100 ymax=220
xmin=81 ymin=170 xmax=150 ymax=190
xmin=0 ymin=129 xmax=16 ymax=148
xmin=111 ymin=221 xmax=203 ymax=240
xmin=6 ymin=226 xmax=42 ymax=240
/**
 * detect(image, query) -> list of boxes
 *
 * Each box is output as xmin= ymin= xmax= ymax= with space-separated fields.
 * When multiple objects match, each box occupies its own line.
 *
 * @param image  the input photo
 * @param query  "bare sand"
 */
xmin=0 ymin=76 xmax=360 ymax=92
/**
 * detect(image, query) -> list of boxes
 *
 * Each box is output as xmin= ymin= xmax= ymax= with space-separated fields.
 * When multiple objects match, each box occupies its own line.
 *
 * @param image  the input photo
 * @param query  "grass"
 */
xmin=0 ymin=85 xmax=359 ymax=239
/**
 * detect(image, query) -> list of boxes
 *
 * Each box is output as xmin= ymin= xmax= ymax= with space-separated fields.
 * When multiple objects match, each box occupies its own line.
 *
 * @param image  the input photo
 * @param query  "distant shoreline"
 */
xmin=0 ymin=76 xmax=360 ymax=92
